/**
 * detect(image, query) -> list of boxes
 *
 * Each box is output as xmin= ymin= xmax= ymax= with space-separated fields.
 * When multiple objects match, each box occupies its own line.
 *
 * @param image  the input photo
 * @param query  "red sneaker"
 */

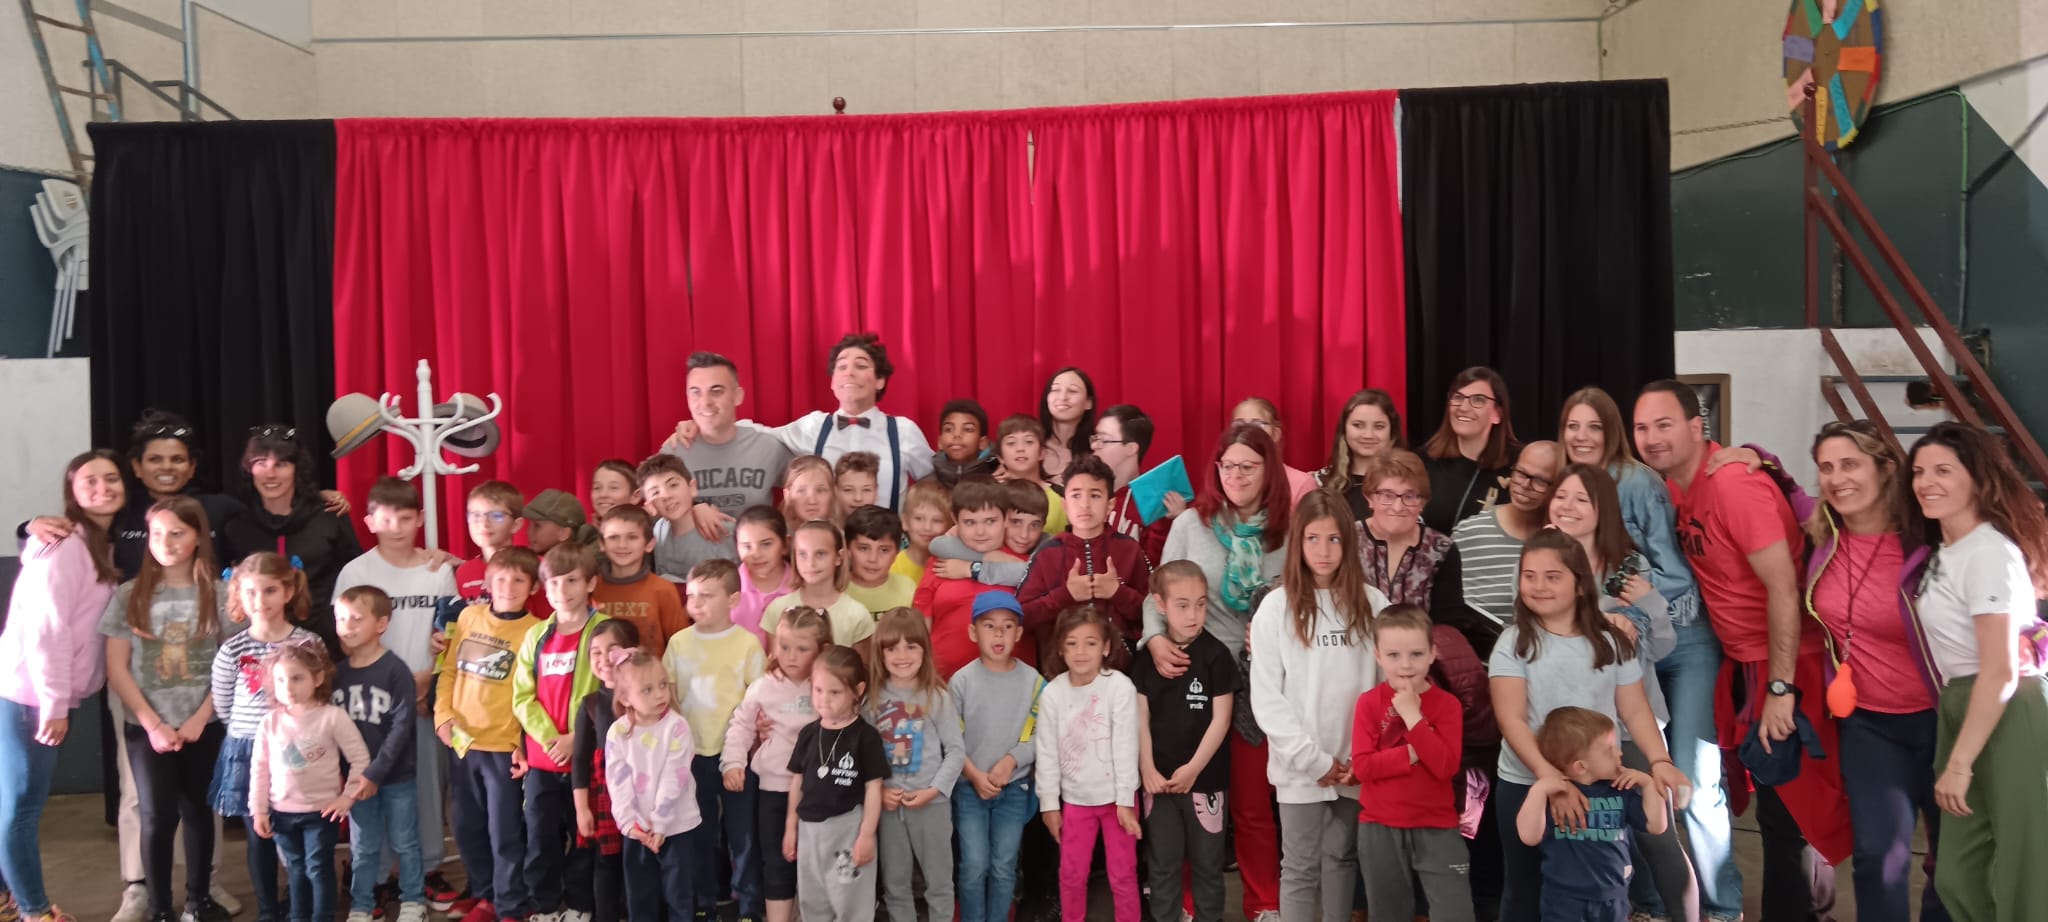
xmin=456 ymin=901 xmax=496 ymax=922
xmin=445 ymin=899 xmax=482 ymax=922
xmin=424 ymin=874 xmax=465 ymax=913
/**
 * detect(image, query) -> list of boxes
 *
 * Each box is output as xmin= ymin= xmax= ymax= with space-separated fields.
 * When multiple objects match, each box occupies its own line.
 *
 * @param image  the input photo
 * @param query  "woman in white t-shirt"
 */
xmin=1907 ymin=422 xmax=2048 ymax=920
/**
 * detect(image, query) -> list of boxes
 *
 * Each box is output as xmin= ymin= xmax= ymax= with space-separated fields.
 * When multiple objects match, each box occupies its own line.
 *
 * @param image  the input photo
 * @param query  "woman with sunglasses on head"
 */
xmin=1317 ymin=390 xmax=1405 ymax=524
xmin=1902 ymin=421 xmax=2048 ymax=922
xmin=1560 ymin=386 xmax=1741 ymax=922
xmin=1420 ymin=368 xmax=1521 ymax=534
xmin=218 ymin=425 xmax=362 ymax=655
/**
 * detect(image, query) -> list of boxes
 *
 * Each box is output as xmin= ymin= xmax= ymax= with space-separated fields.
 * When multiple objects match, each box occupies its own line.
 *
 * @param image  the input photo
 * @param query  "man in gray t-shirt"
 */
xmin=667 ymin=353 xmax=795 ymax=536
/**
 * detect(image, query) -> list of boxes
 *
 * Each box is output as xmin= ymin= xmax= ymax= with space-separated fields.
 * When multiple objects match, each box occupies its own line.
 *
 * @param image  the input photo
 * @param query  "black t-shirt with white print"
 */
xmin=788 ymin=717 xmax=892 ymax=822
xmin=1131 ymin=629 xmax=1240 ymax=793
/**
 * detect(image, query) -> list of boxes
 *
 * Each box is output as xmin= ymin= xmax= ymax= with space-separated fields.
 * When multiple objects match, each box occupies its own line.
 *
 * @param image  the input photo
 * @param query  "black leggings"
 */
xmin=125 ymin=721 xmax=225 ymax=913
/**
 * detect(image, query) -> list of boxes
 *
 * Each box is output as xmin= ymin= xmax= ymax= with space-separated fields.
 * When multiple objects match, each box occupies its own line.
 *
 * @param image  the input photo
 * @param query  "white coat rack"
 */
xmin=376 ymin=359 xmax=502 ymax=550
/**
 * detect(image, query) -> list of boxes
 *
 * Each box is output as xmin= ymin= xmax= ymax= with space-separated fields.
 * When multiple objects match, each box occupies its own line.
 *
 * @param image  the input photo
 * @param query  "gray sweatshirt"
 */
xmin=867 ymin=682 xmax=967 ymax=794
xmin=948 ymin=658 xmax=1043 ymax=780
xmin=1139 ymin=509 xmax=1286 ymax=659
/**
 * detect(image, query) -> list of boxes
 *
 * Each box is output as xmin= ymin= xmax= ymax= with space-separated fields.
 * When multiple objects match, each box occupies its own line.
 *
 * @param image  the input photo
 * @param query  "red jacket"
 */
xmin=1016 ymin=531 xmax=1152 ymax=665
xmin=1351 ymin=682 xmax=1463 ymax=829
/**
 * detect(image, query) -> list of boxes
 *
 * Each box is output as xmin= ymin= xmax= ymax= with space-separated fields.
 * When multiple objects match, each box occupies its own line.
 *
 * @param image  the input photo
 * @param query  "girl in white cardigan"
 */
xmin=1249 ymin=490 xmax=1388 ymax=922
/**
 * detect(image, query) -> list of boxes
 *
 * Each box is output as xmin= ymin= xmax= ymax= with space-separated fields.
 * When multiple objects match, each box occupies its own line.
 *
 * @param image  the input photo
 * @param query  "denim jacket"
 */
xmin=1613 ymin=462 xmax=1704 ymax=628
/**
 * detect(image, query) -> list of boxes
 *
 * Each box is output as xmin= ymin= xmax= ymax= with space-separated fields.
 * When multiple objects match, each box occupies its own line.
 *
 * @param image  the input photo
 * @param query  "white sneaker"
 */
xmin=345 ymin=913 xmax=374 ymax=922
xmin=206 ymin=886 xmax=240 ymax=918
xmin=111 ymin=883 xmax=150 ymax=922
xmin=560 ymin=912 xmax=590 ymax=922
xmin=396 ymin=905 xmax=429 ymax=922
xmin=527 ymin=913 xmax=563 ymax=922
xmin=1251 ymin=913 xmax=1283 ymax=922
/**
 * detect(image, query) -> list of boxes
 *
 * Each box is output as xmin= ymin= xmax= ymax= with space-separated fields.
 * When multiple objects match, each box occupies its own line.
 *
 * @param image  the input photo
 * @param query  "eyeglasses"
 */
xmin=1372 ymin=490 xmax=1423 ymax=507
xmin=1088 ymin=434 xmax=1131 ymax=447
xmin=1217 ymin=460 xmax=1265 ymax=477
xmin=249 ymin=424 xmax=297 ymax=442
xmin=1447 ymin=392 xmax=1495 ymax=409
xmin=467 ymin=510 xmax=512 ymax=524
xmin=1510 ymin=467 xmax=1555 ymax=490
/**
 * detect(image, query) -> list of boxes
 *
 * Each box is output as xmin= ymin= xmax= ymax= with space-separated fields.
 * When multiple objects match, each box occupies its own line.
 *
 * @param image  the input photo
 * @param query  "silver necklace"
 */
xmin=816 ymin=721 xmax=850 ymax=779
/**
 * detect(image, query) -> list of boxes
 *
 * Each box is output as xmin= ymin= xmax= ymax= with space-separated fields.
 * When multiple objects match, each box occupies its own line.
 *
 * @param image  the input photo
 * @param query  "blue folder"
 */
xmin=1128 ymin=455 xmax=1194 ymax=526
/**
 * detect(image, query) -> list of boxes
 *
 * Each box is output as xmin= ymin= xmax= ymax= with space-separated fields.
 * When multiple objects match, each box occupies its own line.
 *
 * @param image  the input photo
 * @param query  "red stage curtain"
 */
xmin=333 ymin=94 xmax=1403 ymax=554
xmin=1028 ymin=92 xmax=1406 ymax=473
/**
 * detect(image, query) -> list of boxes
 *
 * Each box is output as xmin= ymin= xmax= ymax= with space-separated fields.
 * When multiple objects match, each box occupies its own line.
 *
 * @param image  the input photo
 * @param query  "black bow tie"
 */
xmin=836 ymin=414 xmax=871 ymax=430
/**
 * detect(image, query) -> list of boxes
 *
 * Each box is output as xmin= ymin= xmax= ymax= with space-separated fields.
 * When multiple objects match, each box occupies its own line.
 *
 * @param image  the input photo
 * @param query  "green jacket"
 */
xmin=513 ymin=609 xmax=611 ymax=747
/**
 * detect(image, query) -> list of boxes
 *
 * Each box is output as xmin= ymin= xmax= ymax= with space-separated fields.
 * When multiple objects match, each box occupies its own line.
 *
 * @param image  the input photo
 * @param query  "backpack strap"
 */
xmin=886 ymin=415 xmax=902 ymax=509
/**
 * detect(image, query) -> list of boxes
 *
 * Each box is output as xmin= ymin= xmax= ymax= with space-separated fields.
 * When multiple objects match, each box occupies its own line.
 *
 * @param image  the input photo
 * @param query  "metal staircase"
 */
xmin=18 ymin=0 xmax=237 ymax=188
xmin=1798 ymin=86 xmax=2048 ymax=488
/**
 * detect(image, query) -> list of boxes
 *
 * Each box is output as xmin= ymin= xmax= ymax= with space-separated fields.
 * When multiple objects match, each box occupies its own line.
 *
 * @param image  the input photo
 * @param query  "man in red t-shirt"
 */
xmin=1635 ymin=379 xmax=1851 ymax=921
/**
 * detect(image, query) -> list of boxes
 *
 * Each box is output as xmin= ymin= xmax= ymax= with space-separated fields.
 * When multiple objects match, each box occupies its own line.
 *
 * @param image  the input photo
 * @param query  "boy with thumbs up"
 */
xmin=1017 ymin=455 xmax=1152 ymax=669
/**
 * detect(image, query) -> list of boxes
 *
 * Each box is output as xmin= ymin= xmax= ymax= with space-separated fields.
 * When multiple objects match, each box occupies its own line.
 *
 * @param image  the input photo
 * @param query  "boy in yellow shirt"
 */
xmin=662 ymin=559 xmax=768 ymax=922
xmin=435 ymin=547 xmax=543 ymax=922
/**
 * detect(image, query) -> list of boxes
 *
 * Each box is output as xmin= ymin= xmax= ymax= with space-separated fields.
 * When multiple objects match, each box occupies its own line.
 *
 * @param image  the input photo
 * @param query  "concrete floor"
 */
xmin=32 ymin=793 xmax=1927 ymax=921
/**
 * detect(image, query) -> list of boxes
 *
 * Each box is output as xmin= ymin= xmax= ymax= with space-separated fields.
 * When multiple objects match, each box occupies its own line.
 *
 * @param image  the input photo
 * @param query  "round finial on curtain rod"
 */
xmin=833 ymin=96 xmax=847 ymax=114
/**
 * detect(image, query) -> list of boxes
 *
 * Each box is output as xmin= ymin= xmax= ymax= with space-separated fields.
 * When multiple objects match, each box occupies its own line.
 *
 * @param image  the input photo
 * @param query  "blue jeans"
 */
xmin=270 ymin=811 xmax=338 ymax=922
xmin=450 ymin=750 xmax=528 ymax=917
xmin=1838 ymin=708 xmax=1950 ymax=922
xmin=349 ymin=780 xmax=425 ymax=911
xmin=953 ymin=775 xmax=1035 ymax=922
xmin=1655 ymin=621 xmax=1742 ymax=919
xmin=0 ymin=697 xmax=62 ymax=915
xmin=690 ymin=755 xmax=760 ymax=916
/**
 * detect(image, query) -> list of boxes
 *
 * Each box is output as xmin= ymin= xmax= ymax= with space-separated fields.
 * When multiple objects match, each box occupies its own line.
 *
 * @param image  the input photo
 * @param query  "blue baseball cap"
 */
xmin=970 ymin=590 xmax=1024 ymax=622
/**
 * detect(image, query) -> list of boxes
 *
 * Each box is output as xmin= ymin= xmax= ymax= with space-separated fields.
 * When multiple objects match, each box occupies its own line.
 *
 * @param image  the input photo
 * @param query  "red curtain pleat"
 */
xmin=333 ymin=93 xmax=1403 ymax=555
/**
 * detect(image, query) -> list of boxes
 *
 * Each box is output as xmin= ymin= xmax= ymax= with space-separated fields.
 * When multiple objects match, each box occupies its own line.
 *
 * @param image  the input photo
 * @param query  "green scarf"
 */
xmin=1211 ymin=510 xmax=1268 ymax=614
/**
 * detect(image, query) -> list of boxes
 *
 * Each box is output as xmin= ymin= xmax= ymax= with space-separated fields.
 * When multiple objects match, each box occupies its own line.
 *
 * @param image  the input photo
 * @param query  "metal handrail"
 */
xmin=1800 ymin=86 xmax=2048 ymax=486
xmin=96 ymin=58 xmax=237 ymax=122
xmin=147 ymin=78 xmax=237 ymax=120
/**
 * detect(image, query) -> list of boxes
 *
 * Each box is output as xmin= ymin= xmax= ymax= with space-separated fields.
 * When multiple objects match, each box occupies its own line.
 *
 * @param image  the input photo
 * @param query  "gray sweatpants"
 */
xmin=1144 ymin=791 xmax=1229 ymax=922
xmin=1356 ymin=823 xmax=1475 ymax=922
xmin=798 ymin=807 xmax=875 ymax=922
xmin=1277 ymin=799 xmax=1359 ymax=922
xmin=878 ymin=796 xmax=953 ymax=922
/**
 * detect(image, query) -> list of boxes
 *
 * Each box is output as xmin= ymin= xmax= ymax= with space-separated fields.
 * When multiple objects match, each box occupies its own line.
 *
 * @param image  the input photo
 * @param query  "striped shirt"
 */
xmin=209 ymin=626 xmax=318 ymax=740
xmin=1450 ymin=510 xmax=1525 ymax=626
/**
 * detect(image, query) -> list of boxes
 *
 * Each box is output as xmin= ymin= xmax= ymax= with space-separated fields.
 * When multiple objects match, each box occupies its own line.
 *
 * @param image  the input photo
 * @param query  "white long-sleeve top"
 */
xmin=1248 ymin=585 xmax=1387 ymax=804
xmin=1034 ymin=668 xmax=1139 ymax=809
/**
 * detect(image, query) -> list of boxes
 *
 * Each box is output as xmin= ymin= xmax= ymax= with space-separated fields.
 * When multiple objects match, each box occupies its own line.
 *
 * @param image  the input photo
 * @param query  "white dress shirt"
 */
xmin=745 ymin=406 xmax=935 ymax=510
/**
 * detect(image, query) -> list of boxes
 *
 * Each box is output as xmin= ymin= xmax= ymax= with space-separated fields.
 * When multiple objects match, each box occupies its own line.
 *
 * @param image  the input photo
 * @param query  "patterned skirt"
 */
xmin=581 ymin=760 xmax=623 ymax=855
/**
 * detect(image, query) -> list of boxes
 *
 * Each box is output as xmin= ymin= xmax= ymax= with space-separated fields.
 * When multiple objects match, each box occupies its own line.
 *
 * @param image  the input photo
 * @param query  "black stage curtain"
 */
xmin=1399 ymin=80 xmax=1675 ymax=443
xmin=84 ymin=120 xmax=338 ymax=491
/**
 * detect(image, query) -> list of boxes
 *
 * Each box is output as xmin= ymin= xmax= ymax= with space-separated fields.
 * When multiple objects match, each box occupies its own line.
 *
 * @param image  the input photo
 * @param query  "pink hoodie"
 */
xmin=719 ymin=670 xmax=813 ymax=792
xmin=0 ymin=534 xmax=114 ymax=723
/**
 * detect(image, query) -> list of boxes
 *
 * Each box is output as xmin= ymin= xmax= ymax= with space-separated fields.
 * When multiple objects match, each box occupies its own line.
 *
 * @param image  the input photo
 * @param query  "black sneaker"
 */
xmin=181 ymin=898 xmax=232 ymax=922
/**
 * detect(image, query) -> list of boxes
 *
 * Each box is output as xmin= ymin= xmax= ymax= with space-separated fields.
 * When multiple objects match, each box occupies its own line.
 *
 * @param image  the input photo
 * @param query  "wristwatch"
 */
xmin=1766 ymin=679 xmax=1796 ymax=697
xmin=971 ymin=561 xmax=983 ymax=580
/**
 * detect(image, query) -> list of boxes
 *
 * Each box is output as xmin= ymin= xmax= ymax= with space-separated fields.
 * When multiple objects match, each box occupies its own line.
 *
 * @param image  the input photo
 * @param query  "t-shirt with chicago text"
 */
xmin=333 ymin=550 xmax=460 ymax=675
xmin=670 ymin=428 xmax=795 ymax=518
xmin=1536 ymin=779 xmax=1652 ymax=904
xmin=1131 ymin=630 xmax=1239 ymax=793
xmin=788 ymin=717 xmax=891 ymax=821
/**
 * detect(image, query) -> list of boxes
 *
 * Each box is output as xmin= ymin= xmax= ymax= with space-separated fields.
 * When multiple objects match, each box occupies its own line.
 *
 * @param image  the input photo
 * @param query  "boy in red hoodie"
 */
xmin=1016 ymin=455 xmax=1151 ymax=665
xmin=913 ymin=478 xmax=1023 ymax=678
xmin=1350 ymin=603 xmax=1471 ymax=922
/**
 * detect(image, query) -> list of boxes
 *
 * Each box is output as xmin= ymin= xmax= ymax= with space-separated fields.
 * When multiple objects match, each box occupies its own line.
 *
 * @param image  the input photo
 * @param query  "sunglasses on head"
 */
xmin=249 ymin=424 xmax=298 ymax=442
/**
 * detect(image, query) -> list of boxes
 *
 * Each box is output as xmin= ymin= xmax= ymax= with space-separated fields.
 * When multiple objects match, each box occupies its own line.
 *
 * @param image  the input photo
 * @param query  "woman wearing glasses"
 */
xmin=1140 ymin=423 xmax=1292 ymax=922
xmin=1317 ymin=390 xmax=1404 ymax=524
xmin=1420 ymin=368 xmax=1521 ymax=534
xmin=218 ymin=425 xmax=361 ymax=654
xmin=1559 ymin=386 xmax=1740 ymax=922
xmin=1229 ymin=398 xmax=1319 ymax=502
xmin=1906 ymin=421 xmax=2048 ymax=921
xmin=1357 ymin=450 xmax=1456 ymax=609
